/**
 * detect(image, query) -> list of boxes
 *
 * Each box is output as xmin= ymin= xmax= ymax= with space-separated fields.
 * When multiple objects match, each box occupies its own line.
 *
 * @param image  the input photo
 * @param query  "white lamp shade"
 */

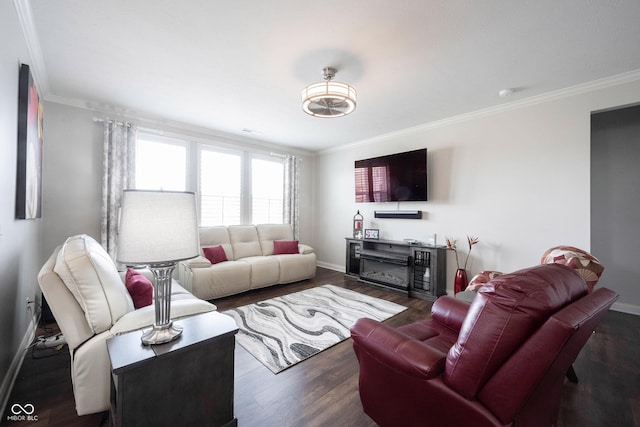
xmin=116 ymin=190 xmax=200 ymax=265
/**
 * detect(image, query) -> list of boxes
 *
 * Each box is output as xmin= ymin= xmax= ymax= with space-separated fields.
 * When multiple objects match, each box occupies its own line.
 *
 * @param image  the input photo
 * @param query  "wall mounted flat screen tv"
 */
xmin=355 ymin=148 xmax=427 ymax=202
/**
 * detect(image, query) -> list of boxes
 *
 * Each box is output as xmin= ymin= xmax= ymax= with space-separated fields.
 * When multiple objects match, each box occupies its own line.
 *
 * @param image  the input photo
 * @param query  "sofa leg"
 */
xmin=566 ymin=365 xmax=579 ymax=383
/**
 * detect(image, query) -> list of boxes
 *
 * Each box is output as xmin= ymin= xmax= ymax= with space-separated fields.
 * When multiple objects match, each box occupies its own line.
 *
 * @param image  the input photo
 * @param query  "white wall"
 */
xmin=0 ymin=1 xmax=43 ymax=413
xmin=42 ymin=104 xmax=103 ymax=256
xmin=591 ymin=105 xmax=640 ymax=312
xmin=315 ymin=77 xmax=640 ymax=312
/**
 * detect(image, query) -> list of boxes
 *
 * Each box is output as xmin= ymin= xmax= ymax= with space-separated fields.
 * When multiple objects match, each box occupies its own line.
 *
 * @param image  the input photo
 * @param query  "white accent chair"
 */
xmin=37 ymin=234 xmax=216 ymax=415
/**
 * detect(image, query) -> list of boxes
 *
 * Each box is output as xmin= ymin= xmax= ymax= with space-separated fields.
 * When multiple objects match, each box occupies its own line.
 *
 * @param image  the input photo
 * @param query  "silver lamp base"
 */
xmin=142 ymin=263 xmax=183 ymax=345
xmin=141 ymin=321 xmax=183 ymax=345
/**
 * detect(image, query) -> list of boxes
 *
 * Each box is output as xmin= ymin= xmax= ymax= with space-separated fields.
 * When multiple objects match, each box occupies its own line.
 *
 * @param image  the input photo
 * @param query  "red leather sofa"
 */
xmin=351 ymin=263 xmax=618 ymax=427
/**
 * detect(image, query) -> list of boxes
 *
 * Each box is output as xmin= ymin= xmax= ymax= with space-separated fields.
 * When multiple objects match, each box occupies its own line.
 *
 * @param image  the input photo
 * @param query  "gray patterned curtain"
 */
xmin=283 ymin=155 xmax=300 ymax=239
xmin=101 ymin=121 xmax=137 ymax=259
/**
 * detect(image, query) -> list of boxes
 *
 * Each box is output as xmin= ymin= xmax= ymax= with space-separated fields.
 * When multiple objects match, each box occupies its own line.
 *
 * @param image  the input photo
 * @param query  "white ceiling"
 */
xmin=22 ymin=0 xmax=640 ymax=152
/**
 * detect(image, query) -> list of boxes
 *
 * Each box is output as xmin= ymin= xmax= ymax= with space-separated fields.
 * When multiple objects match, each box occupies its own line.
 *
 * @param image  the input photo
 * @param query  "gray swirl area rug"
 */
xmin=222 ymin=284 xmax=407 ymax=374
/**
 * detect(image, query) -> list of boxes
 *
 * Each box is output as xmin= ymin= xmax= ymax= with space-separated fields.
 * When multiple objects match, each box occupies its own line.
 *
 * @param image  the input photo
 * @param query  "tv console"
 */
xmin=345 ymin=238 xmax=447 ymax=301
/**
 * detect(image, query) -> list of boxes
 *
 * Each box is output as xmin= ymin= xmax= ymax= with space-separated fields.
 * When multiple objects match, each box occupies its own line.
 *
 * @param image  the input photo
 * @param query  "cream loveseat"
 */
xmin=38 ymin=234 xmax=216 ymax=415
xmin=178 ymin=224 xmax=317 ymax=300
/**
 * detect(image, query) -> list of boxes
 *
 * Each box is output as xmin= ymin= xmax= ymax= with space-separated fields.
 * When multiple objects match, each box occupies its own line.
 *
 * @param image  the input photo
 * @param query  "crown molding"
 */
xmin=17 ymin=0 xmax=639 ymax=157
xmin=321 ymin=69 xmax=640 ymax=155
xmin=14 ymin=0 xmax=50 ymax=95
xmin=46 ymin=93 xmax=315 ymax=158
xmin=14 ymin=2 xmax=313 ymax=158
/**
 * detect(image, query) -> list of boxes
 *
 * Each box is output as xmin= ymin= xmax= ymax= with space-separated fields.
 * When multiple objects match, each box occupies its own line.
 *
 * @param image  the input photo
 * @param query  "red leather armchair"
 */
xmin=351 ymin=264 xmax=618 ymax=427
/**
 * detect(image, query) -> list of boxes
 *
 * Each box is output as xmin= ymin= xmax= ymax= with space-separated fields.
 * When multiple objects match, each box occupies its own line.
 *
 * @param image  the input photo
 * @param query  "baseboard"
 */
xmin=611 ymin=301 xmax=640 ymax=316
xmin=0 ymin=315 xmax=38 ymax=419
xmin=316 ymin=261 xmax=344 ymax=272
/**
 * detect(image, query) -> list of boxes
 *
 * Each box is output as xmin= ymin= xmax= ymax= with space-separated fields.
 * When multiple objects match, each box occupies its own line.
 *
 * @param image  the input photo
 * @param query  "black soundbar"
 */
xmin=374 ymin=210 xmax=422 ymax=219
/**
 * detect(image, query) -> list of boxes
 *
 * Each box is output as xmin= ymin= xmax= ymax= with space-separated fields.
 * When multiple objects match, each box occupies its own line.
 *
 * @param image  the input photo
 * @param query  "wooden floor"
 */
xmin=2 ymin=267 xmax=639 ymax=427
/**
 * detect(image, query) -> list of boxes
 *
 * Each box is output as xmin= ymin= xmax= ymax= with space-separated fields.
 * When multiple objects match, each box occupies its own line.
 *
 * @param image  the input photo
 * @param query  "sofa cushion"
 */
xmin=191 ymin=260 xmax=252 ymax=299
xmin=38 ymin=247 xmax=95 ymax=350
xmin=273 ymin=240 xmax=299 ymax=255
xmin=125 ymin=268 xmax=153 ymax=309
xmin=276 ymin=253 xmax=317 ymax=283
xmin=54 ymin=234 xmax=134 ymax=334
xmin=199 ymin=226 xmax=234 ymax=260
xmin=242 ymin=256 xmax=280 ymax=289
xmin=257 ymin=224 xmax=294 ymax=255
xmin=229 ymin=225 xmax=263 ymax=259
xmin=203 ymin=245 xmax=228 ymax=264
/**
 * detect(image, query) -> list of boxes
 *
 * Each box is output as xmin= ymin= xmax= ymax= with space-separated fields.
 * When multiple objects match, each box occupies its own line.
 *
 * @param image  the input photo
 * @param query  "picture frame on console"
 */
xmin=364 ymin=229 xmax=379 ymax=240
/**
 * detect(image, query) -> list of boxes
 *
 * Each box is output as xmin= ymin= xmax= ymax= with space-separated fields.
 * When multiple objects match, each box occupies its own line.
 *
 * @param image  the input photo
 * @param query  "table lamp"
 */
xmin=117 ymin=190 xmax=200 ymax=345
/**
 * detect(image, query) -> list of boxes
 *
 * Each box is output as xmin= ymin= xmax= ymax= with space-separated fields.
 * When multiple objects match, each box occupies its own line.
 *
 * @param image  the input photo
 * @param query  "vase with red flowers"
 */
xmin=446 ymin=236 xmax=479 ymax=294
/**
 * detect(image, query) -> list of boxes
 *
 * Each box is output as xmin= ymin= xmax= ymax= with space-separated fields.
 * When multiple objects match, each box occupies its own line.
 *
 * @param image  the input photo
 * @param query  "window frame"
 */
xmin=136 ymin=130 xmax=287 ymax=226
xmin=249 ymin=153 xmax=285 ymax=225
xmin=197 ymin=146 xmax=285 ymax=226
xmin=197 ymin=145 xmax=243 ymax=226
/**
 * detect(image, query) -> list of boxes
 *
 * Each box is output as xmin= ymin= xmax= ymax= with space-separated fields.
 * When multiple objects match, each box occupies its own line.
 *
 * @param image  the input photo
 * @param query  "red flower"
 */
xmin=446 ymin=235 xmax=479 ymax=270
xmin=445 ymin=237 xmax=460 ymax=269
xmin=463 ymin=236 xmax=479 ymax=270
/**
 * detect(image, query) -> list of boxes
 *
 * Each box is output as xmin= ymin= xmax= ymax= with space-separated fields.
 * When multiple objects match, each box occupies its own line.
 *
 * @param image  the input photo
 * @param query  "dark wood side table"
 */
xmin=107 ymin=311 xmax=239 ymax=427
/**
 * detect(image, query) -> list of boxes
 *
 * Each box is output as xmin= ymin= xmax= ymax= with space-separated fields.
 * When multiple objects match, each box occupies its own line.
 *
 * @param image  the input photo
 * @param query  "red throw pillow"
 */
xmin=203 ymin=245 xmax=228 ymax=264
xmin=125 ymin=268 xmax=153 ymax=309
xmin=273 ymin=240 xmax=299 ymax=255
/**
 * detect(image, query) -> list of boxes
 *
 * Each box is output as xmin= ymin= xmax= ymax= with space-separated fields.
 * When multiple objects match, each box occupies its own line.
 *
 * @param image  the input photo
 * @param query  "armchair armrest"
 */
xmin=351 ymin=318 xmax=447 ymax=380
xmin=431 ymin=295 xmax=471 ymax=333
xmin=177 ymin=258 xmax=210 ymax=293
xmin=110 ymin=299 xmax=215 ymax=336
xmin=298 ymin=244 xmax=314 ymax=255
xmin=183 ymin=255 xmax=212 ymax=268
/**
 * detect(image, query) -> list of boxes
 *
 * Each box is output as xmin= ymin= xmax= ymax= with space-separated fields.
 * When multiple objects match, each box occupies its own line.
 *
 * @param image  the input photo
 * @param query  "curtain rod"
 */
xmin=92 ymin=117 xmax=132 ymax=127
xmin=93 ymin=117 xmax=299 ymax=160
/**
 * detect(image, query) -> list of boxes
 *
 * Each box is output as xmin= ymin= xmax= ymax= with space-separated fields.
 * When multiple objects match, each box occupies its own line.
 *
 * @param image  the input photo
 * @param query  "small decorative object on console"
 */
xmin=446 ymin=236 xmax=479 ymax=294
xmin=454 ymin=268 xmax=468 ymax=294
xmin=353 ymin=210 xmax=364 ymax=239
xmin=364 ymin=229 xmax=379 ymax=239
xmin=446 ymin=236 xmax=479 ymax=270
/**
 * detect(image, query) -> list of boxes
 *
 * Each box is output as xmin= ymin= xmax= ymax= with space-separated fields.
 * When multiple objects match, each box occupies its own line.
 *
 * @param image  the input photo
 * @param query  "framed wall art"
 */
xmin=16 ymin=63 xmax=43 ymax=219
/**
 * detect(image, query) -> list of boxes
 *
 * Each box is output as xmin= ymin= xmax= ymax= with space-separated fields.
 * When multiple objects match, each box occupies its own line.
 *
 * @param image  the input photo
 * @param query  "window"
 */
xmin=199 ymin=149 xmax=284 ymax=225
xmin=355 ymin=165 xmax=389 ymax=202
xmin=251 ymin=157 xmax=284 ymax=224
xmin=135 ymin=136 xmax=187 ymax=191
xmin=135 ymin=132 xmax=286 ymax=226
xmin=199 ymin=149 xmax=242 ymax=226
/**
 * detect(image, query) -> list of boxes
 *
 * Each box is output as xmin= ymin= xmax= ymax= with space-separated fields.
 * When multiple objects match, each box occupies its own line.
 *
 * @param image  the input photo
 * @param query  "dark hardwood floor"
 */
xmin=2 ymin=267 xmax=639 ymax=426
